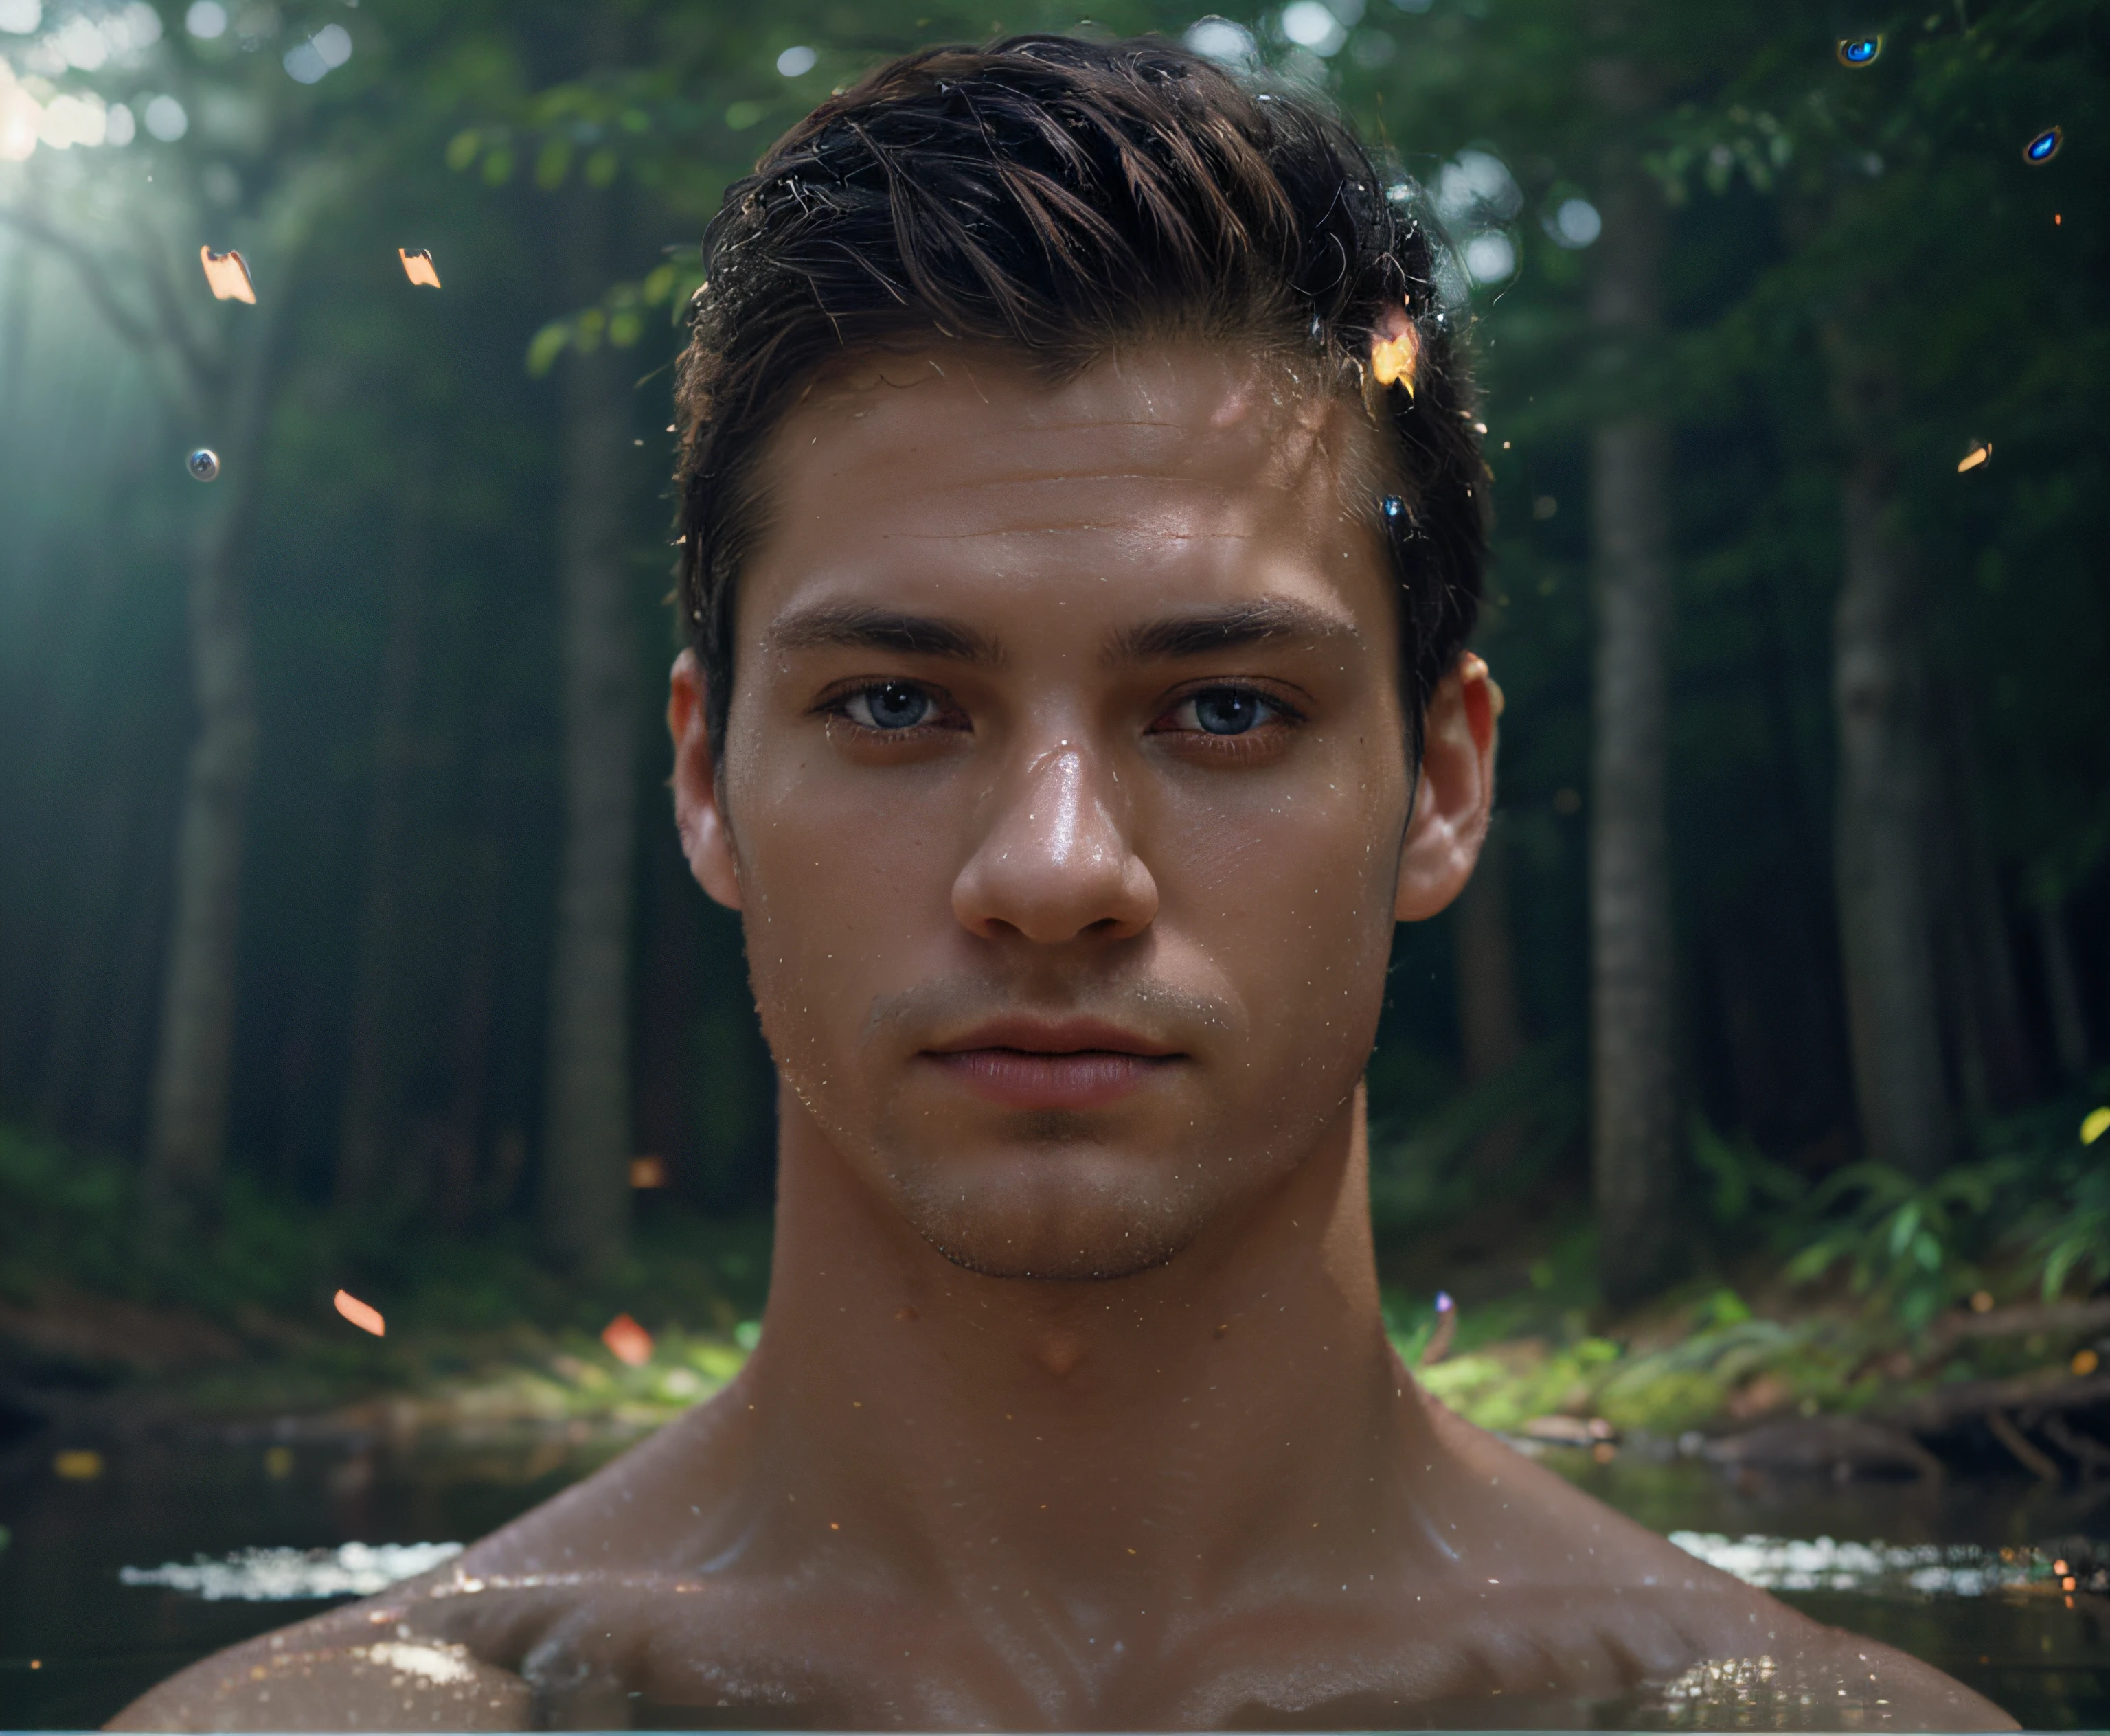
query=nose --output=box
[951,743,1159,944]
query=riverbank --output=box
[5,1258,2105,1493]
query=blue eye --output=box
[844,682,934,730]
[1186,688,1272,735]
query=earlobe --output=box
[1392,654,1499,922]
[668,650,745,912]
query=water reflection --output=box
[5,1425,2103,1727]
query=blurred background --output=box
[0,0,2107,1724]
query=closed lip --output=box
[921,1016,1184,1059]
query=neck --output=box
[725,1082,1436,1613]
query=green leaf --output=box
[535,137,574,191]
[525,319,571,378]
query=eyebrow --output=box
[764,596,1358,669]
[1108,599,1360,663]
[767,603,1002,665]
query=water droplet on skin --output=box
[188,447,220,481]
[2024,126,2063,164]
[1836,36,1881,66]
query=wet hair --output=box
[674,34,1484,767]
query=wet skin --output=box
[114,347,2012,1731]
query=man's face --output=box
[687,345,1426,1280]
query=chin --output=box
[889,1145,1214,1281]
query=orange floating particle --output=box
[602,1312,653,1367]
[1969,1289,1995,1313]
[398,247,442,288]
[54,1448,104,1481]
[2075,1348,2101,1377]
[628,1154,667,1189]
[333,1288,385,1336]
[1956,442,1991,473]
[1370,318,1420,396]
[199,246,256,303]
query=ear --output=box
[1394,653,1500,922]
[668,650,744,911]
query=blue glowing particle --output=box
[2024,126,2063,164]
[1836,36,1881,66]
[187,448,220,482]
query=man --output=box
[117,36,2008,1732]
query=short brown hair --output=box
[674,34,1485,766]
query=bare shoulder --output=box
[106,1408,734,1732]
[104,1597,529,1733]
[1421,1400,2017,1730]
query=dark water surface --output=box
[1,1428,2104,1728]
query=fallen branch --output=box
[1985,1407,2063,1483]
[1925,1296,2110,1352]
[1885,1368,2110,1433]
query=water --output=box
[1,1426,2104,1728]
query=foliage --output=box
[1689,1118,1807,1228]
[1780,1160,2014,1332]
[0,1121,770,1335]
[1368,1042,1584,1235]
[1985,1087,2110,1301]
[1778,1080,2110,1325]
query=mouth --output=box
[920,1017,1185,1111]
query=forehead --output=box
[737,344,1392,642]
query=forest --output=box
[1,0,2107,1465]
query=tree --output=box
[1824,347,1951,1178]
[1,139,332,1248]
[538,179,641,1272]
[1585,58,1679,1302]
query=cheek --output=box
[727,747,950,1068]
[1154,744,1407,1051]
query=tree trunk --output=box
[1454,821,1529,1175]
[1587,146,1679,1305]
[539,187,637,1273]
[2036,899,2091,1080]
[1457,821,1526,1084]
[1933,681,2032,1111]
[335,488,431,1210]
[140,403,266,1247]
[438,759,507,1231]
[1830,446,1951,1178]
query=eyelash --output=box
[815,679,964,736]
[1148,685,1306,764]
[813,680,1308,746]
